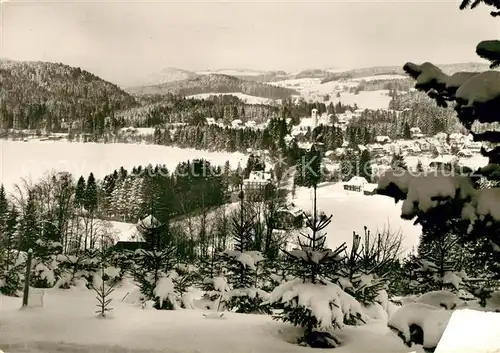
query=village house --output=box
[449,133,466,149]
[242,170,273,200]
[464,141,482,154]
[275,204,304,230]
[231,119,243,128]
[410,127,425,139]
[367,143,385,156]
[343,176,369,192]
[245,120,257,128]
[429,155,458,170]
[205,117,216,125]
[375,135,391,144]
[434,132,448,143]
[415,139,431,152]
[363,182,379,195]
[457,149,473,157]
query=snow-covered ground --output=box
[111,182,421,253]
[0,279,422,353]
[0,140,248,193]
[267,78,394,110]
[187,92,277,105]
[292,183,421,253]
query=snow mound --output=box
[388,302,453,349]
[415,291,463,310]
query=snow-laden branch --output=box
[375,169,500,226]
[402,61,500,131]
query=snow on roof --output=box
[435,309,500,353]
[277,205,303,217]
[137,214,160,230]
[246,170,272,181]
[346,176,368,186]
[298,142,313,150]
[375,136,391,142]
[325,150,334,157]
[429,155,458,165]
[449,133,463,139]
[363,183,378,192]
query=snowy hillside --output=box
[0,140,247,192]
[268,78,394,110]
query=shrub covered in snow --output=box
[29,240,62,288]
[132,247,177,310]
[219,249,271,314]
[0,251,26,296]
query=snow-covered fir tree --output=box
[131,215,178,310]
[337,229,390,307]
[219,188,271,314]
[265,146,365,348]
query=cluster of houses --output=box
[362,129,482,159]
[204,117,267,130]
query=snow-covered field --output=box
[0,140,247,192]
[292,183,421,253]
[267,78,394,110]
[187,92,277,105]
[0,279,422,353]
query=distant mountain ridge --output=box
[320,62,490,83]
[138,62,490,87]
[126,73,298,101]
[134,67,200,86]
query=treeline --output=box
[100,160,234,223]
[126,74,298,101]
[0,157,241,255]
[0,60,137,131]
[348,78,414,94]
[116,94,280,126]
[321,67,404,84]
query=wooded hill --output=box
[126,74,298,100]
[0,59,138,131]
[116,94,280,126]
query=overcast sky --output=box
[1,0,497,86]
